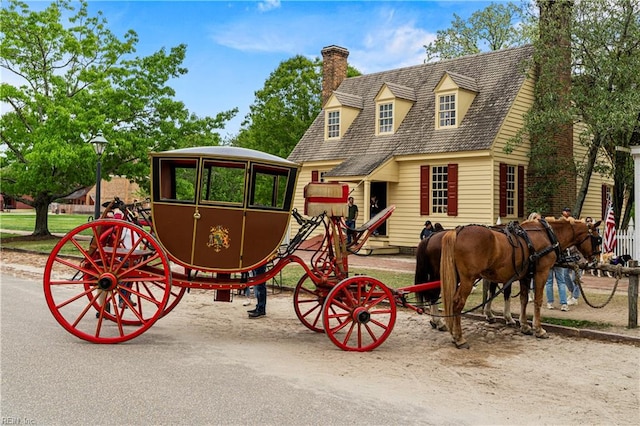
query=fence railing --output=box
[614,226,635,260]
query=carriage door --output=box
[191,159,247,270]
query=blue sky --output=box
[25,0,499,137]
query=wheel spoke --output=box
[44,219,172,343]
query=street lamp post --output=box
[90,132,108,220]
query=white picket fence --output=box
[614,223,635,260]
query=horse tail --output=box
[440,230,458,331]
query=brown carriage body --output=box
[149,146,300,273]
[44,145,403,350]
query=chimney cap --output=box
[321,45,349,56]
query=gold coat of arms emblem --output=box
[207,225,231,252]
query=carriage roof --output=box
[151,146,299,168]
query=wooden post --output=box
[628,260,638,328]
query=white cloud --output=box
[350,9,437,73]
[257,0,281,13]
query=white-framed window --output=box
[438,94,456,127]
[506,164,515,216]
[432,165,448,214]
[327,110,340,138]
[378,103,393,133]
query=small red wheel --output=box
[43,219,172,343]
[322,276,396,352]
[293,274,331,333]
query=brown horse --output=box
[440,218,601,348]
[414,232,447,331]
[416,231,524,330]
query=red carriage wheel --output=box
[322,276,396,352]
[293,274,331,333]
[43,219,172,343]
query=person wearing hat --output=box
[420,221,433,240]
[562,207,573,219]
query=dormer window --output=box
[374,83,416,136]
[327,110,340,138]
[434,71,478,130]
[323,92,363,140]
[378,103,393,134]
[438,94,456,127]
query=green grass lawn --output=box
[0,212,90,234]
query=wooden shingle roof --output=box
[288,45,535,177]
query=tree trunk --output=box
[574,132,602,217]
[33,198,52,236]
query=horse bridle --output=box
[573,224,602,258]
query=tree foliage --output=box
[571,0,640,227]
[234,55,360,158]
[424,2,535,61]
[0,0,236,235]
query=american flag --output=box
[603,203,617,253]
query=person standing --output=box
[546,266,570,311]
[346,196,358,244]
[546,207,573,312]
[370,195,380,236]
[248,264,267,318]
[420,221,433,240]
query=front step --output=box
[362,237,399,255]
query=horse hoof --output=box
[535,331,549,339]
[430,320,447,332]
[505,320,517,328]
[521,327,534,335]
[485,317,496,324]
[455,341,470,349]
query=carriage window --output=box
[250,165,290,210]
[157,158,198,202]
[200,160,246,205]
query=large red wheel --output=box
[293,274,331,333]
[322,276,396,352]
[43,220,172,343]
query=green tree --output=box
[570,0,640,227]
[0,0,236,235]
[424,2,535,61]
[235,55,360,158]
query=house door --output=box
[371,181,388,236]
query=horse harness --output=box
[456,219,568,288]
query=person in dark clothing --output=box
[248,264,268,318]
[420,221,433,240]
[346,196,358,244]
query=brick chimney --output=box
[321,45,349,107]
[529,0,575,215]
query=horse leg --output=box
[451,280,474,349]
[532,273,549,339]
[429,302,447,331]
[483,280,496,323]
[519,282,533,335]
[503,282,517,327]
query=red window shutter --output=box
[311,170,319,183]
[447,163,458,216]
[601,184,609,219]
[518,165,525,218]
[420,165,430,215]
[499,163,507,218]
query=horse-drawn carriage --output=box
[43,146,429,351]
[43,146,603,350]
